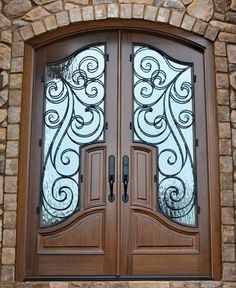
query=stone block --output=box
[66,0,89,4]
[82,6,94,21]
[0,44,11,70]
[93,0,114,3]
[23,6,50,21]
[144,5,158,21]
[50,283,69,288]
[2,247,15,265]
[132,4,144,19]
[226,12,236,24]
[220,172,233,190]
[3,0,32,18]
[219,32,236,43]
[215,0,230,13]
[1,30,12,44]
[45,0,63,13]
[217,105,230,122]
[169,11,184,27]
[220,156,233,172]
[219,139,232,155]
[10,74,22,90]
[204,25,219,41]
[217,89,229,105]
[221,189,233,206]
[8,107,21,123]
[221,207,234,224]
[0,13,11,30]
[69,7,82,22]
[19,25,34,41]
[12,42,24,58]
[187,0,213,21]
[32,20,46,36]
[5,176,17,193]
[4,194,17,211]
[219,123,231,138]
[3,211,17,229]
[95,4,107,20]
[163,0,185,11]
[5,158,18,175]
[230,71,236,89]
[9,90,21,107]
[214,42,227,56]
[216,73,229,88]
[120,4,131,18]
[181,14,196,31]
[222,225,235,243]
[0,109,7,123]
[192,19,208,35]
[213,12,225,21]
[44,15,58,31]
[128,282,169,288]
[3,229,16,247]
[227,44,236,63]
[6,141,19,158]
[169,282,186,288]
[223,263,236,281]
[11,58,23,73]
[0,154,5,174]
[108,3,119,18]
[13,30,22,42]
[222,243,235,261]
[56,11,70,27]
[215,57,228,72]
[210,20,236,33]
[157,7,170,23]
[0,128,6,140]
[7,125,20,140]
[1,265,14,282]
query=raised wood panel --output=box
[132,212,199,254]
[131,254,200,275]
[84,147,106,208]
[131,146,155,209]
[37,211,104,254]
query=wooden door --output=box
[120,32,210,276]
[26,30,211,278]
[27,32,119,276]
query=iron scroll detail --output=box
[133,45,196,226]
[41,45,106,227]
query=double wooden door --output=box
[27,31,210,278]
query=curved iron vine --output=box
[41,45,106,227]
[133,45,196,226]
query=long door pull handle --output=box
[122,155,129,203]
[108,155,115,202]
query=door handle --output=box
[122,155,129,203]
[108,155,115,202]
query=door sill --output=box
[25,275,212,281]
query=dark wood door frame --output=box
[16,19,221,281]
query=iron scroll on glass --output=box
[133,44,196,226]
[41,45,106,227]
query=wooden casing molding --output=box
[16,19,221,281]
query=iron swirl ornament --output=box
[133,45,196,226]
[41,45,105,226]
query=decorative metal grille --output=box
[133,44,196,226]
[41,45,106,227]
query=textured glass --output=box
[133,45,196,226]
[41,45,105,227]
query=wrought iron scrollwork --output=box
[41,45,106,227]
[133,45,196,226]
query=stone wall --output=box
[0,0,236,287]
